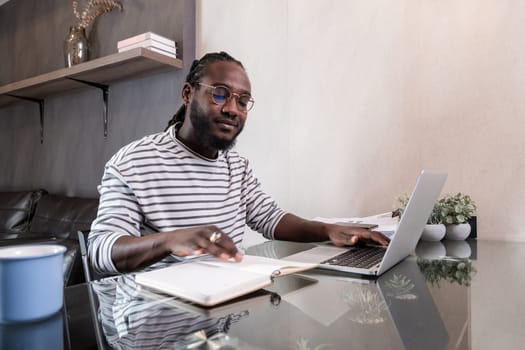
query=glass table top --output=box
[6,239,522,350]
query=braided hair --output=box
[165,51,245,131]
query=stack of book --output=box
[117,32,177,58]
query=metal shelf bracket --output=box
[67,77,110,137]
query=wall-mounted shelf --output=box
[0,48,183,142]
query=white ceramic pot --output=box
[421,224,446,241]
[445,223,471,240]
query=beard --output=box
[189,100,243,152]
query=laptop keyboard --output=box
[321,246,386,269]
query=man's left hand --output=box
[325,224,390,247]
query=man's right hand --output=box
[111,225,242,273]
[166,225,243,262]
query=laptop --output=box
[282,170,447,276]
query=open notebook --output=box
[135,255,318,306]
[137,274,318,318]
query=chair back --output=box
[77,230,92,282]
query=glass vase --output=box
[64,25,89,67]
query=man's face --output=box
[187,61,251,152]
[189,95,244,151]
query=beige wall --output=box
[197,0,525,243]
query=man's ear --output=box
[182,83,193,105]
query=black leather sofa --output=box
[0,189,98,286]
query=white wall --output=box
[197,0,525,243]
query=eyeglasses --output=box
[198,83,254,112]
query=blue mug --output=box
[0,244,66,323]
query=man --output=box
[88,52,389,275]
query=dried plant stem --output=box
[72,0,123,29]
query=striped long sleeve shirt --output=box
[88,126,286,274]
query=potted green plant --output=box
[396,194,446,242]
[438,193,477,240]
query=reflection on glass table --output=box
[84,238,475,349]
[247,240,466,350]
[91,274,246,349]
[338,258,449,350]
[90,273,317,349]
[64,240,525,349]
[0,310,64,350]
[417,258,476,287]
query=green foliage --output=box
[396,192,476,225]
[427,201,444,224]
[438,193,477,224]
[396,193,409,213]
[417,258,476,287]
